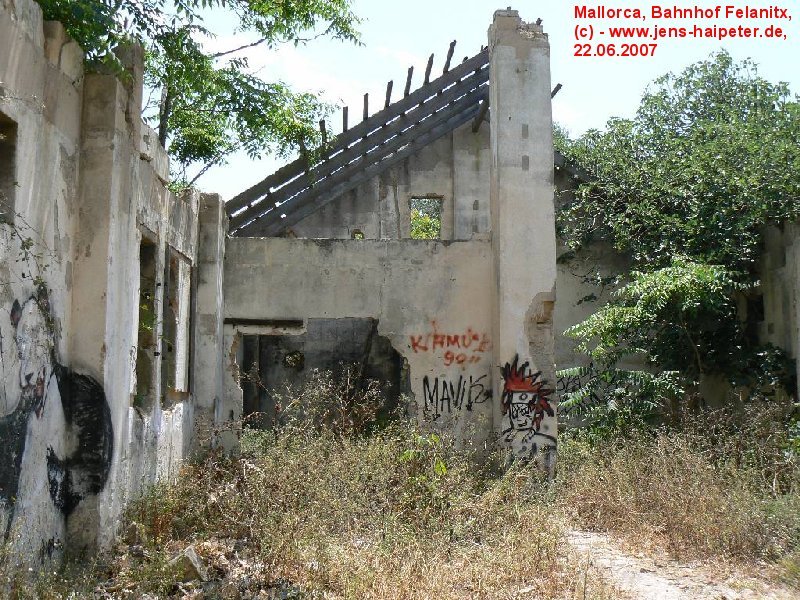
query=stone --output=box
[169,545,209,582]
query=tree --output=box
[36,0,360,185]
[410,198,443,240]
[557,52,800,417]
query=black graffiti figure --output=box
[47,364,113,516]
[500,355,556,447]
[0,363,44,539]
[0,291,113,541]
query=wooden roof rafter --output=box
[227,44,490,237]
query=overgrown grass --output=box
[15,422,621,599]
[9,372,798,597]
[119,424,611,598]
[555,402,800,569]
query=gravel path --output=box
[567,530,799,600]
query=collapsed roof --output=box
[225,43,583,237]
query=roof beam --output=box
[230,71,489,228]
[232,86,487,232]
[238,102,483,237]
[225,49,489,217]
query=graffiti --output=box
[422,373,491,421]
[556,368,594,416]
[500,355,556,451]
[409,322,491,368]
[0,290,113,543]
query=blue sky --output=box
[195,1,800,199]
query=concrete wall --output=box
[0,0,203,564]
[223,11,559,464]
[0,0,85,563]
[759,222,800,398]
[224,238,495,446]
[292,121,492,241]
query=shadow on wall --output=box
[0,287,113,560]
[239,318,409,429]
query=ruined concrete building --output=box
[220,9,562,463]
[1,0,799,566]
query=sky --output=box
[195,0,800,200]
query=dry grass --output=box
[555,405,800,565]
[118,426,610,598]
[10,376,797,597]
[13,423,624,599]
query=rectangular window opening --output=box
[162,247,192,407]
[134,235,158,411]
[0,111,18,225]
[409,196,443,240]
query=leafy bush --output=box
[557,51,800,416]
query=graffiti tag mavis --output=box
[422,373,491,421]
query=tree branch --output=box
[211,37,268,58]
[158,84,172,148]
[210,29,329,59]
[188,154,226,186]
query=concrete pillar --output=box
[191,193,227,451]
[488,10,557,469]
[70,50,144,548]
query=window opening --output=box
[134,236,158,411]
[162,248,192,406]
[0,112,18,225]
[409,197,442,239]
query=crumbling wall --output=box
[290,110,491,241]
[238,318,407,428]
[0,0,201,564]
[223,238,495,447]
[759,222,800,399]
[0,0,92,562]
[224,11,559,464]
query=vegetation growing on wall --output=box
[35,0,360,185]
[556,51,800,419]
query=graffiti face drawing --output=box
[0,296,55,541]
[0,290,113,558]
[13,296,54,418]
[500,355,556,452]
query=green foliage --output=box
[409,210,441,239]
[558,52,800,417]
[558,363,682,426]
[560,51,800,273]
[567,258,744,374]
[409,198,442,239]
[36,0,360,182]
[145,27,329,175]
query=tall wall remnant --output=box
[0,0,213,565]
[220,9,559,466]
[488,11,557,466]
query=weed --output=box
[556,415,800,565]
